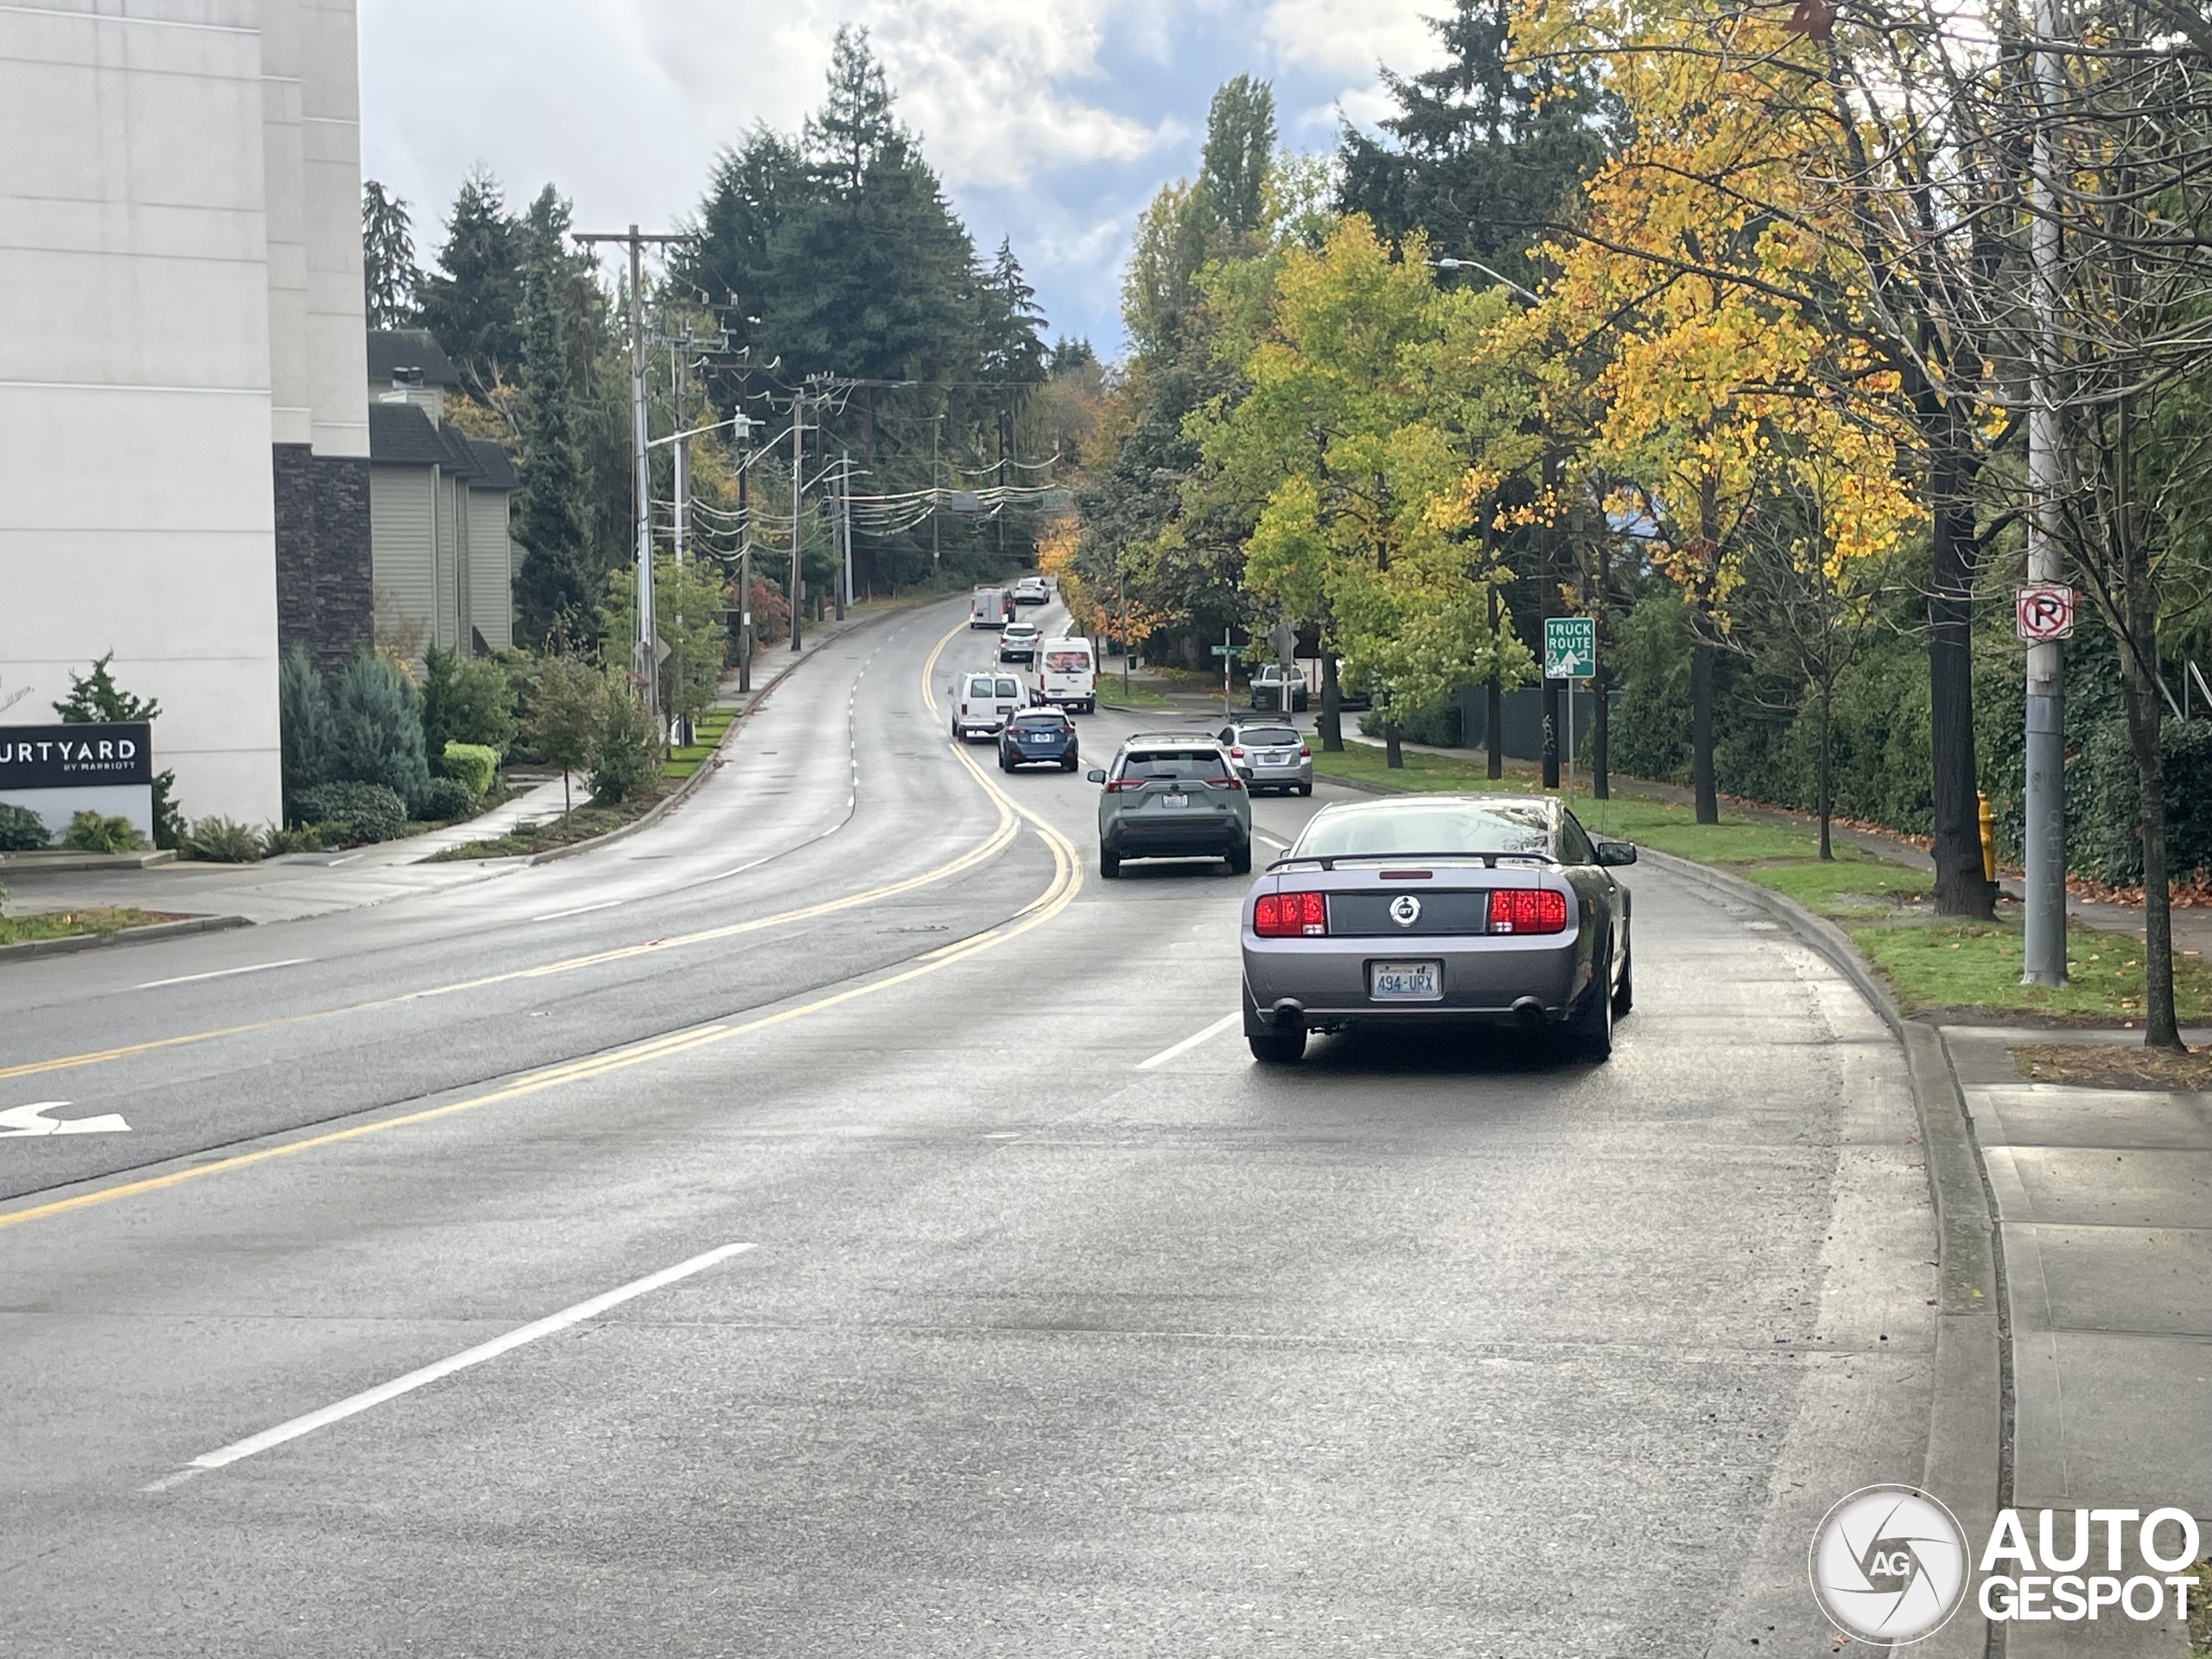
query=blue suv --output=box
[998,708,1080,772]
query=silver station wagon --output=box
[1239,794,1636,1064]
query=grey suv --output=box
[1217,721,1313,795]
[1088,734,1253,880]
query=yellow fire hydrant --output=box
[1977,791,1997,882]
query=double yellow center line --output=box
[0,618,1083,1233]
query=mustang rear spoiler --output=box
[1263,850,1560,872]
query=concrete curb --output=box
[0,849,178,874]
[0,912,252,964]
[1638,849,2005,1658]
[527,599,931,868]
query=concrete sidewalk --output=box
[1939,1024,2210,1655]
[0,601,918,930]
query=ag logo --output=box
[1389,894,1421,927]
[1808,1486,1967,1643]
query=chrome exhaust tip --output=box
[1510,996,1548,1030]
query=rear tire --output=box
[1226,842,1252,875]
[1298,781,1313,797]
[1063,755,1079,772]
[1099,848,1120,880]
[1612,944,1634,1018]
[1572,945,1616,1062]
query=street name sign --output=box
[1211,644,1237,657]
[1544,617,1597,680]
[2016,584,2075,642]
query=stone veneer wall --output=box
[274,443,372,672]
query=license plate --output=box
[1159,793,1188,809]
[1264,752,1290,764]
[1370,961,1441,1001]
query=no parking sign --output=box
[2016,584,2075,642]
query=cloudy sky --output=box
[359,0,1447,357]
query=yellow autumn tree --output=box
[1516,0,1917,819]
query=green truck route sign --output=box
[1544,616,1596,680]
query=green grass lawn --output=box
[1096,677,1173,709]
[1311,740,2209,1023]
[426,795,664,861]
[0,906,167,944]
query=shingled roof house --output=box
[366,330,520,656]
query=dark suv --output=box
[1087,734,1252,879]
[999,709,1079,772]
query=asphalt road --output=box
[0,597,1938,1655]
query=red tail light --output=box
[1106,777,1146,791]
[1299,744,1311,758]
[1254,891,1327,938]
[1220,777,1245,791]
[1488,888,1568,934]
[1229,746,1245,759]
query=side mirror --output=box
[1087,769,1108,785]
[1593,839,1638,867]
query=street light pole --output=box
[790,387,804,652]
[571,224,695,716]
[736,417,753,693]
[2023,0,2068,984]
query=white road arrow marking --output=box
[0,1101,131,1136]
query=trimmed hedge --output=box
[292,781,408,843]
[421,776,477,822]
[440,741,499,801]
[62,810,148,855]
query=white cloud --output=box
[1260,0,1441,78]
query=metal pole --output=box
[627,227,656,716]
[789,390,804,652]
[1565,683,1575,812]
[736,434,752,693]
[669,341,687,742]
[1223,627,1231,723]
[840,448,853,618]
[2023,0,2067,985]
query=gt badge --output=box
[1389,894,1421,927]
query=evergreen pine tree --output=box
[1336,0,1614,279]
[982,238,1047,387]
[361,181,418,327]
[512,189,594,645]
[416,167,524,393]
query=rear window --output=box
[995,677,1020,697]
[1296,803,1552,858]
[1242,726,1299,747]
[1044,649,1090,672]
[1010,713,1067,730]
[966,677,995,696]
[1119,747,1231,783]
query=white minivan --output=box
[1030,639,1096,714]
[951,671,1025,740]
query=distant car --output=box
[1217,721,1313,795]
[951,671,1025,740]
[1239,793,1636,1065]
[999,621,1042,663]
[1014,576,1049,605]
[999,708,1079,772]
[1088,733,1252,880]
[1249,664,1309,712]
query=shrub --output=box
[588,678,662,804]
[61,810,149,855]
[421,776,477,822]
[54,651,183,849]
[278,646,333,810]
[262,821,340,856]
[439,741,499,802]
[422,646,518,757]
[0,803,49,851]
[327,651,432,812]
[1357,696,1459,747]
[291,781,408,843]
[2073,716,2212,887]
[185,817,263,863]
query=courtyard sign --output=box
[0,722,154,789]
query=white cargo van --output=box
[1031,639,1096,714]
[950,671,1025,739]
[969,588,1011,628]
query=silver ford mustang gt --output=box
[1239,794,1637,1064]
